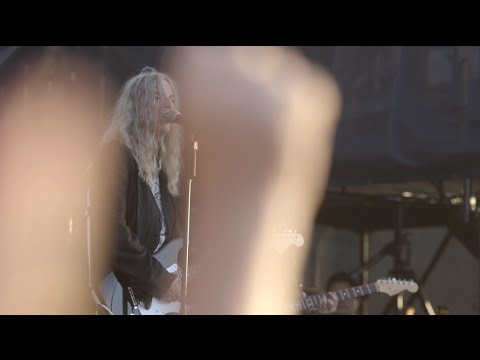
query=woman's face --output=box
[153,79,176,134]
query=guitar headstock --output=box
[376,278,419,296]
[272,229,305,253]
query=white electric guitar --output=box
[268,230,419,313]
[293,278,419,313]
[99,230,303,315]
[99,237,198,315]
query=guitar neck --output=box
[292,283,379,313]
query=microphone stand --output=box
[180,129,198,315]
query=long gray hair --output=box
[103,67,183,196]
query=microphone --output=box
[166,109,182,124]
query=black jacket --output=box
[90,140,183,303]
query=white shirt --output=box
[148,176,168,253]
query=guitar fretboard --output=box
[291,283,379,313]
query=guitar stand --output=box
[381,227,453,315]
[350,200,452,315]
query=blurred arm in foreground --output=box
[170,46,341,314]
